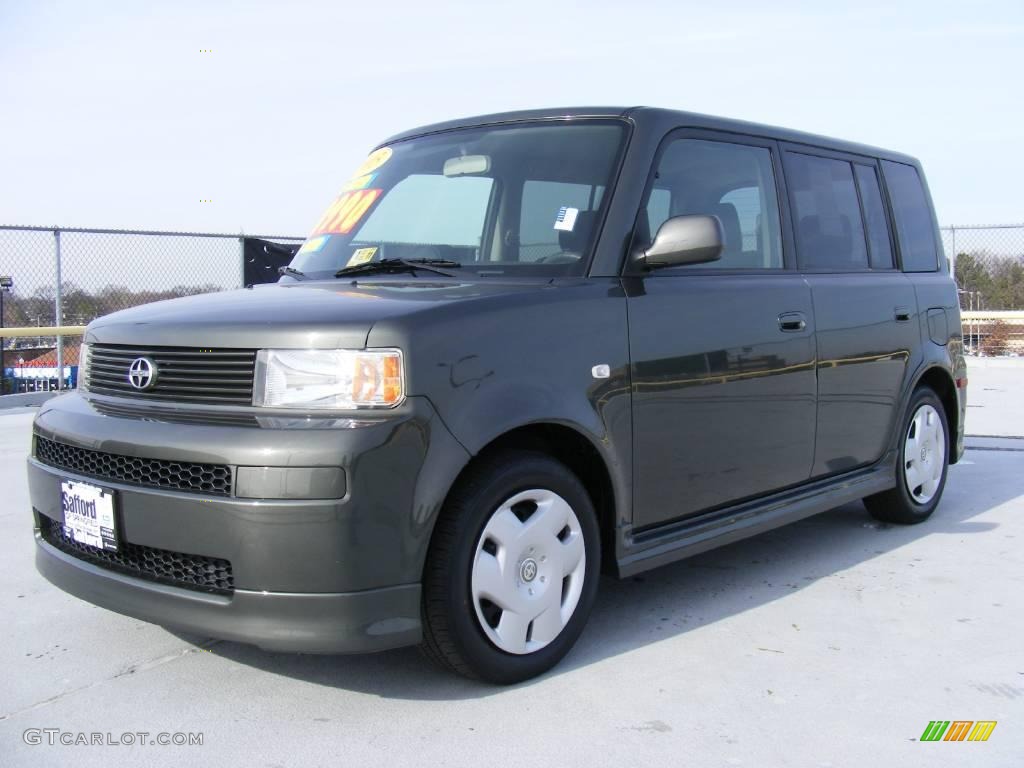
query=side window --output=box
[854,164,894,269]
[882,160,938,272]
[642,139,783,269]
[719,187,763,253]
[646,187,672,237]
[786,152,868,270]
[519,181,603,262]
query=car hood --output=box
[85,278,555,349]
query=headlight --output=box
[253,349,404,409]
[78,343,91,391]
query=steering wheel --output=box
[535,252,582,264]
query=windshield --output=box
[289,121,626,278]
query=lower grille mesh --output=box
[35,436,232,496]
[41,516,234,595]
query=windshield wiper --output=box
[278,266,308,280]
[335,258,461,278]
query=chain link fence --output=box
[1,222,1022,393]
[0,226,302,394]
[940,224,1024,312]
[940,224,1024,355]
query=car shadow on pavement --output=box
[177,452,1022,699]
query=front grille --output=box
[90,399,260,428]
[41,516,234,595]
[35,437,232,496]
[86,344,256,405]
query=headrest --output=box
[558,210,599,253]
[712,203,743,255]
[799,214,854,265]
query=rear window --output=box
[882,160,938,272]
[786,152,868,271]
[854,164,894,270]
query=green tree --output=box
[954,251,992,303]
[988,259,1024,310]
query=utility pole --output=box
[54,229,64,390]
[0,276,12,395]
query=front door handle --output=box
[778,312,807,332]
[895,306,912,322]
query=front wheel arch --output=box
[420,449,602,682]
[430,422,619,579]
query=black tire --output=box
[864,386,949,524]
[421,450,601,684]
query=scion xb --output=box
[28,107,966,683]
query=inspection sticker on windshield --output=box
[554,206,579,232]
[61,480,118,552]
[311,189,382,235]
[346,247,377,267]
[297,235,329,254]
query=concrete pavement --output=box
[1,360,1021,767]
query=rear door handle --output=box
[778,312,807,332]
[895,306,912,322]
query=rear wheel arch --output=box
[865,385,950,524]
[912,366,959,464]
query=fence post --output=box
[239,236,246,287]
[54,228,64,389]
[0,288,5,395]
[949,226,957,281]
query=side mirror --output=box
[641,214,724,268]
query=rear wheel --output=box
[421,451,600,683]
[864,387,949,524]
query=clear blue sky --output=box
[1,0,1021,236]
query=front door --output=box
[627,133,817,530]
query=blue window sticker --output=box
[298,234,330,254]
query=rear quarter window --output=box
[881,160,939,272]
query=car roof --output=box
[379,106,919,166]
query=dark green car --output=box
[28,107,966,683]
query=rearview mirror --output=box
[642,214,724,268]
[443,155,491,177]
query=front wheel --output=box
[421,451,601,683]
[864,386,949,524]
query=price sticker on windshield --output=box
[352,147,392,177]
[310,189,382,236]
[343,173,376,191]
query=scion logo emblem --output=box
[128,357,158,390]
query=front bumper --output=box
[35,537,421,653]
[28,391,469,653]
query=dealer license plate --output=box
[60,480,119,552]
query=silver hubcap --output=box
[471,489,586,655]
[903,404,945,504]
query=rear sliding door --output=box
[782,146,918,476]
